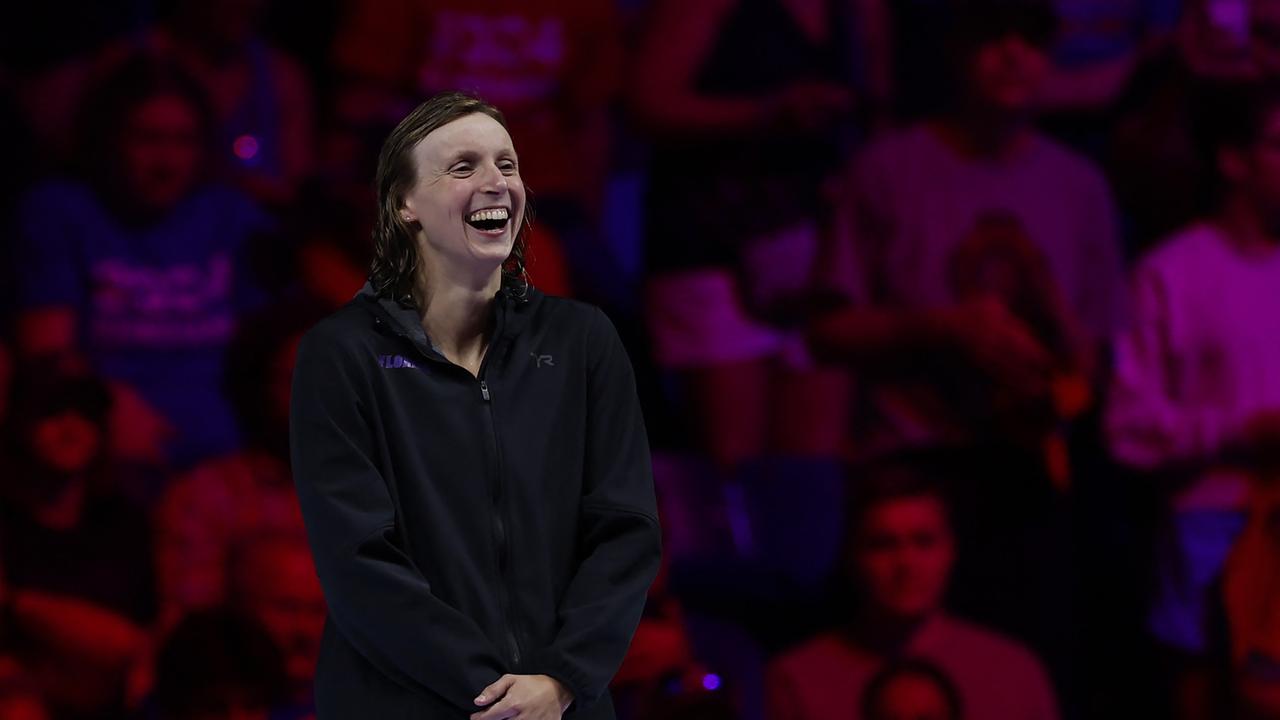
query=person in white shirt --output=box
[1106,79,1280,714]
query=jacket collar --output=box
[356,281,536,362]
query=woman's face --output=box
[401,113,525,285]
[120,93,205,211]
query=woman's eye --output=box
[451,165,474,175]
[499,162,517,175]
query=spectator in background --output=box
[1109,0,1280,255]
[813,0,1123,461]
[1037,0,1183,154]
[23,0,314,207]
[152,608,288,720]
[228,533,324,719]
[861,658,963,720]
[0,365,154,720]
[631,0,884,472]
[153,303,320,629]
[810,8,1121,684]
[13,56,271,474]
[1106,79,1280,720]
[895,0,1182,133]
[332,0,622,304]
[765,456,1058,720]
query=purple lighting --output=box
[702,673,721,691]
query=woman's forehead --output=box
[416,113,515,163]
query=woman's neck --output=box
[416,269,502,376]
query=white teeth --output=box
[468,208,509,223]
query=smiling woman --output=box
[368,93,530,310]
[289,92,661,720]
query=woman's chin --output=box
[465,227,515,258]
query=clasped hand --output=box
[471,673,574,720]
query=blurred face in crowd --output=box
[1183,0,1280,78]
[854,495,955,620]
[865,672,957,720]
[401,113,525,285]
[120,93,205,211]
[234,539,326,692]
[964,33,1050,115]
[30,410,102,475]
[1223,105,1280,219]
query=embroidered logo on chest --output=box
[378,354,417,369]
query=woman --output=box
[289,92,661,719]
[14,54,271,474]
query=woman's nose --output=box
[479,163,508,192]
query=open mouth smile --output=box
[465,207,511,234]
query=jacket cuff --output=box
[529,648,599,713]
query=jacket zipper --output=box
[373,309,525,669]
[478,377,524,669]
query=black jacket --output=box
[289,284,661,719]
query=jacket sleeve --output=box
[527,308,663,710]
[289,328,508,710]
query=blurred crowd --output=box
[3,0,1280,718]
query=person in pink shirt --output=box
[766,455,1058,720]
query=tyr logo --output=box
[530,352,554,368]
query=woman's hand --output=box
[471,674,574,720]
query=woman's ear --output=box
[400,198,417,224]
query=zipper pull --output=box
[480,380,490,402]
